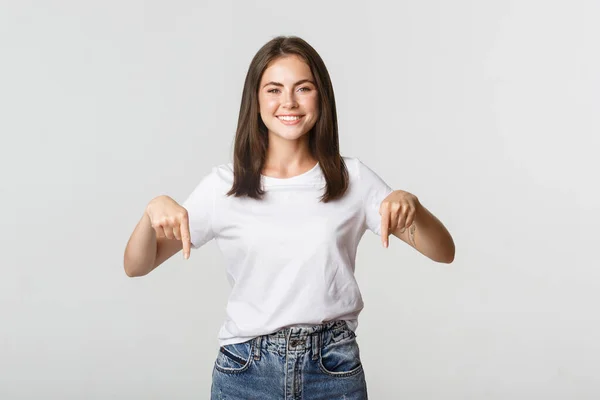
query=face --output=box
[258,55,319,142]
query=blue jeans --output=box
[211,320,368,399]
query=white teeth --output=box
[277,116,301,121]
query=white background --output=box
[1,1,599,398]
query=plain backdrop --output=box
[1,1,599,399]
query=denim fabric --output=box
[211,320,368,400]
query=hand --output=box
[145,195,192,259]
[379,190,420,248]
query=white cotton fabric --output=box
[182,156,393,346]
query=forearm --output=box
[123,212,158,277]
[409,202,455,263]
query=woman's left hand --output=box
[379,190,420,248]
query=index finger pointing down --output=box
[180,216,192,259]
[380,208,390,248]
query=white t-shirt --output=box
[182,156,393,346]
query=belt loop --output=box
[311,332,320,361]
[253,336,262,360]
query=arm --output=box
[358,159,454,263]
[123,203,189,277]
[392,201,455,264]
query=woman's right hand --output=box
[145,195,192,259]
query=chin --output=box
[266,126,312,141]
[271,132,310,141]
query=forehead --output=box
[260,55,313,83]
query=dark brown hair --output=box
[226,35,348,203]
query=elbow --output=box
[440,242,455,264]
[431,253,454,264]
[433,239,455,264]
[124,265,138,277]
[123,255,150,278]
[123,253,136,277]
[124,264,150,278]
[441,252,455,264]
[123,261,138,277]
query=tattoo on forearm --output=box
[409,224,416,247]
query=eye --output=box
[267,88,280,93]
[298,87,311,92]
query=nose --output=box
[282,90,298,108]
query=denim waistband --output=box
[252,320,352,361]
[273,319,345,337]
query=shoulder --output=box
[186,162,233,193]
[213,161,234,185]
[342,156,392,194]
[341,156,361,176]
[342,156,372,180]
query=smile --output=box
[277,115,303,125]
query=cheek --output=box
[260,98,278,114]
[301,95,319,113]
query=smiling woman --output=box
[123,35,454,400]
[259,55,319,148]
[227,36,348,202]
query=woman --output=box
[124,35,455,400]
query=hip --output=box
[211,320,368,400]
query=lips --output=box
[276,115,304,125]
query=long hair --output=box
[226,35,349,203]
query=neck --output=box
[263,133,316,175]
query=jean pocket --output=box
[214,339,254,374]
[319,331,363,377]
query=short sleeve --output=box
[181,168,217,249]
[357,159,394,236]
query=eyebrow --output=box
[262,79,315,89]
